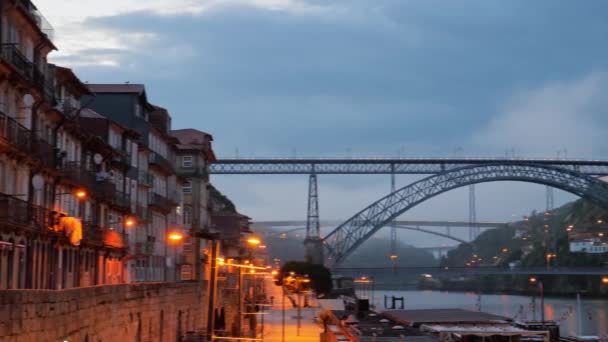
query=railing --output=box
[0,110,31,150]
[138,170,153,187]
[149,192,173,212]
[0,193,53,233]
[1,44,33,80]
[60,162,116,201]
[30,137,56,168]
[136,205,152,222]
[82,221,104,245]
[0,111,56,168]
[1,44,55,102]
[149,151,174,173]
[113,191,130,210]
[111,150,131,167]
[134,241,155,255]
[16,0,55,40]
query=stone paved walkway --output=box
[261,278,322,342]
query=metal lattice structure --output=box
[210,158,608,175]
[395,225,468,244]
[306,174,320,238]
[323,163,608,267]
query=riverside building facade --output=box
[0,0,211,289]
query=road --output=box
[262,278,322,342]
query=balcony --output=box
[0,44,55,103]
[1,44,33,81]
[0,111,56,168]
[138,170,153,187]
[110,150,131,168]
[134,241,155,256]
[112,191,131,211]
[0,110,31,151]
[136,205,152,222]
[82,222,104,246]
[0,193,53,233]
[149,151,174,174]
[60,162,116,201]
[149,192,173,213]
[15,0,55,40]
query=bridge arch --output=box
[322,163,608,266]
[272,225,467,244]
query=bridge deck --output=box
[211,158,608,175]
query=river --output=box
[357,289,608,336]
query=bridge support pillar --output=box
[304,237,325,265]
[305,173,323,264]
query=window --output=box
[183,205,192,225]
[182,180,192,194]
[182,156,193,168]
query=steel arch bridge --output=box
[322,163,608,267]
[267,225,468,244]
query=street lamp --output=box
[167,231,184,282]
[602,276,608,285]
[529,277,544,327]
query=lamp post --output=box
[168,231,184,281]
[529,277,544,327]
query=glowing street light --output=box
[247,237,261,246]
[602,276,608,285]
[76,190,87,199]
[168,231,184,242]
[125,217,136,227]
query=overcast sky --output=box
[34,0,608,246]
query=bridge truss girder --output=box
[322,163,608,267]
[210,158,608,175]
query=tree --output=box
[279,261,333,296]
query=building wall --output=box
[0,282,207,342]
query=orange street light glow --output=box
[247,237,261,246]
[529,277,537,283]
[125,218,136,227]
[76,190,87,199]
[168,232,184,241]
[602,276,608,284]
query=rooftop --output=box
[383,309,511,327]
[88,84,146,94]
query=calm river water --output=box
[357,290,608,337]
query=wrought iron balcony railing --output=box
[1,44,33,80]
[113,191,131,210]
[0,110,56,168]
[0,110,30,150]
[1,44,55,103]
[82,221,104,246]
[138,170,153,187]
[136,205,152,222]
[0,193,53,233]
[149,192,173,212]
[149,151,174,173]
[60,161,116,201]
[15,0,55,40]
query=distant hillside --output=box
[263,231,437,267]
[443,199,608,268]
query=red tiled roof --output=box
[172,128,214,143]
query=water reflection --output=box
[362,290,608,336]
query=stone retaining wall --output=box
[0,281,208,342]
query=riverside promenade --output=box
[263,278,323,342]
